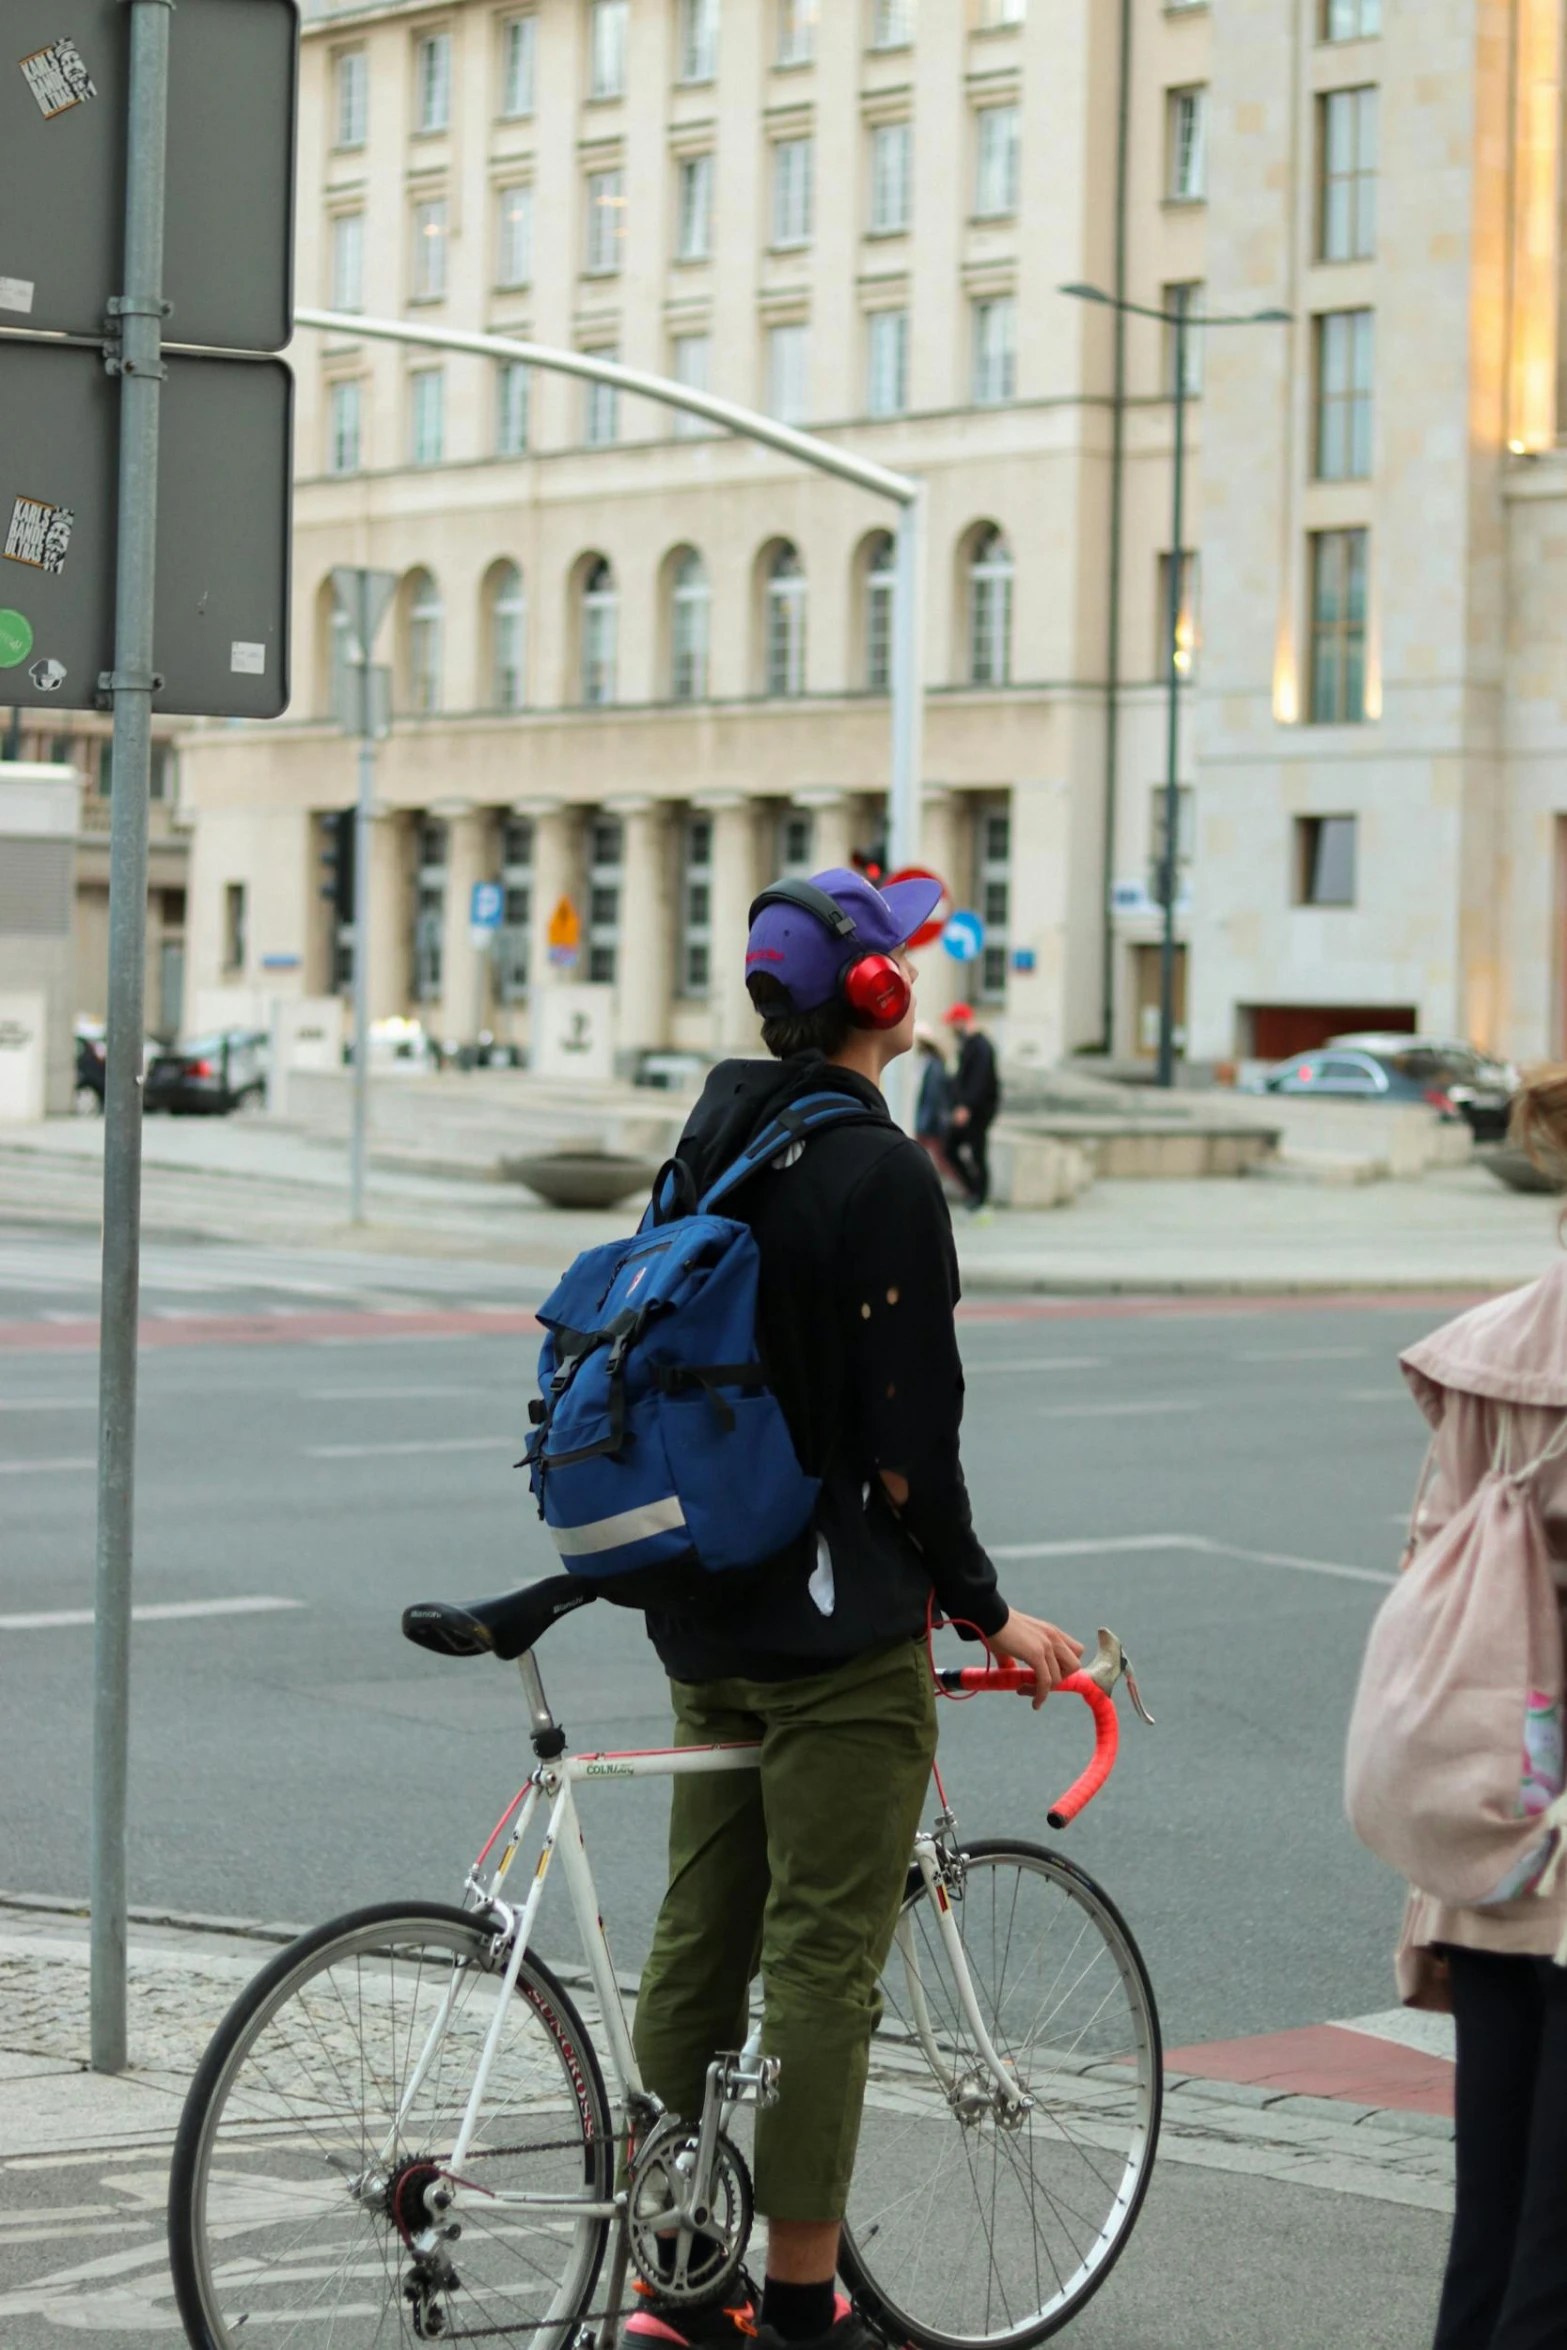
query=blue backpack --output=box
[523,1093,870,1604]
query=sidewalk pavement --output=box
[0,1893,1453,2347]
[3,1114,1562,1293]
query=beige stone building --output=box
[178,0,1220,1071]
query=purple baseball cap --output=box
[745,866,944,1013]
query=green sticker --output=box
[0,608,34,668]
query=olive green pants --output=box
[631,1637,937,2224]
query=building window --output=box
[864,531,895,691]
[871,0,915,47]
[670,550,711,700]
[1308,528,1368,723]
[972,296,1016,404]
[410,367,445,465]
[581,558,618,704]
[1163,281,1204,394]
[677,152,714,261]
[1157,551,1201,677]
[500,14,536,116]
[334,49,367,149]
[407,571,443,711]
[869,121,912,234]
[671,333,713,435]
[968,526,1013,684]
[766,544,807,696]
[585,168,625,274]
[330,210,364,312]
[679,0,719,82]
[1293,814,1358,905]
[496,183,533,288]
[976,805,1010,1002]
[490,563,526,709]
[772,137,814,247]
[498,817,533,1003]
[974,104,1020,218]
[589,0,627,99]
[1149,784,1196,907]
[767,322,810,422]
[223,883,247,974]
[415,31,451,133]
[413,819,447,1002]
[978,0,1025,21]
[1323,0,1379,38]
[866,308,909,416]
[679,815,714,994]
[778,809,815,873]
[411,197,449,301]
[583,350,620,445]
[1314,309,1373,480]
[327,379,362,476]
[497,360,530,454]
[587,815,623,983]
[777,0,816,65]
[1168,86,1207,201]
[1319,86,1378,260]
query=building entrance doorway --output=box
[1133,943,1186,1058]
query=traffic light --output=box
[319,809,356,926]
[851,840,888,887]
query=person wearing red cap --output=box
[943,1002,1000,1218]
[624,868,1080,2350]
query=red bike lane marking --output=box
[1164,2022,1454,2116]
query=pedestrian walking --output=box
[943,1001,1000,1218]
[1345,1067,1567,2350]
[912,1024,955,1179]
[624,865,1081,2350]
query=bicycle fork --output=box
[901,1832,1032,2125]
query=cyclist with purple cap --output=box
[625,867,1081,2350]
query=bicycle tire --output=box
[168,1899,613,2350]
[839,1840,1162,2350]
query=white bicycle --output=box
[168,1576,1161,2350]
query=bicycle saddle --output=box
[402,1574,597,1662]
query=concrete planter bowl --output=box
[503,1151,657,1210]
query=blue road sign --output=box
[942,910,985,963]
[470,880,504,931]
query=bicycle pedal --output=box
[716,2052,781,2108]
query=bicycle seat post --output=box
[519,1652,567,1761]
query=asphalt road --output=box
[0,1221,1450,2050]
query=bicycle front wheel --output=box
[840,1841,1161,2350]
[168,1900,613,2350]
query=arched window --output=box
[765,542,806,697]
[489,563,526,709]
[864,531,896,692]
[406,569,443,713]
[581,556,618,706]
[670,549,710,701]
[967,526,1013,686]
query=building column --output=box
[608,795,673,1059]
[366,811,407,1023]
[523,800,576,1022]
[703,795,761,1054]
[791,786,851,875]
[436,804,486,1045]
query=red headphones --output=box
[747,878,913,1032]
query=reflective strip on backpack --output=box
[549,1495,688,1557]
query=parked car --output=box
[1246,1040,1515,1141]
[143,1030,269,1115]
[73,1024,106,1115]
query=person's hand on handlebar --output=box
[988,1611,1085,1711]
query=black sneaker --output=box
[751,2297,887,2350]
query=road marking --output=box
[1342,1388,1409,1404]
[992,1531,1396,1587]
[0,1398,93,1411]
[1035,1398,1200,1420]
[0,1456,93,1475]
[303,1383,494,1402]
[0,1597,304,1630]
[305,1435,508,1458]
[963,1356,1103,1375]
[1238,1346,1370,1362]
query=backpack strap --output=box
[697,1093,881,1215]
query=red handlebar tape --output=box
[937,1666,1120,1827]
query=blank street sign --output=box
[0,0,297,350]
[0,335,292,717]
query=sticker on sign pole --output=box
[0,609,33,668]
[941,910,986,963]
[18,38,97,119]
[4,496,74,574]
[29,655,66,692]
[0,277,35,316]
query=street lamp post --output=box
[1061,283,1290,1086]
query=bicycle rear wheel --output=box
[840,1840,1161,2350]
[168,1900,612,2350]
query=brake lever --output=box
[1083,1627,1156,1726]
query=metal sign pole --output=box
[90,0,171,2075]
[1157,286,1189,1091]
[349,578,373,1226]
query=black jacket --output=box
[644,1053,1008,1682]
[954,1030,1000,1121]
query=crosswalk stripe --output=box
[0,1596,305,1630]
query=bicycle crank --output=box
[625,2113,754,2309]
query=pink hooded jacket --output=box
[1395,1263,1567,2006]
